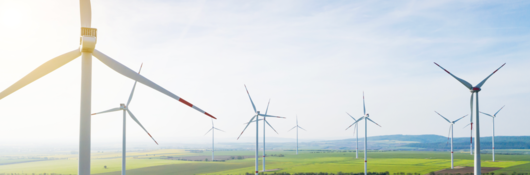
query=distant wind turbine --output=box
[348,92,381,175]
[237,85,285,175]
[0,1,217,174]
[245,99,280,172]
[345,113,360,159]
[434,62,505,175]
[204,119,225,161]
[288,116,306,155]
[480,105,505,162]
[435,111,467,169]
[91,64,159,175]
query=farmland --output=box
[0,149,529,174]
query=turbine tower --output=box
[245,99,280,172]
[435,111,467,169]
[345,113,360,159]
[288,116,306,155]
[480,105,505,162]
[0,1,216,174]
[348,92,381,175]
[237,85,285,175]
[204,119,225,161]
[434,62,505,175]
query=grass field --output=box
[0,149,529,174]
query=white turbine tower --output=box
[345,113,360,159]
[237,85,285,175]
[288,116,306,155]
[348,92,381,175]
[91,64,160,175]
[434,62,505,175]
[480,105,505,162]
[435,111,467,169]
[0,1,217,174]
[204,119,225,161]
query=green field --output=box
[0,149,529,174]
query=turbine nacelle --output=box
[471,87,481,92]
[120,103,126,110]
[80,27,97,52]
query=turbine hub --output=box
[471,87,481,92]
[120,103,126,109]
[80,27,97,52]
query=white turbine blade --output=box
[346,117,364,130]
[352,123,358,135]
[494,105,505,116]
[91,107,122,115]
[243,85,257,113]
[214,128,225,132]
[462,123,471,129]
[204,128,213,136]
[445,125,451,147]
[244,119,263,124]
[126,63,143,106]
[288,126,297,132]
[479,112,494,118]
[265,99,270,116]
[346,112,357,121]
[237,115,256,140]
[363,92,366,115]
[80,0,92,27]
[0,49,81,100]
[92,50,216,119]
[264,120,278,134]
[259,114,286,119]
[453,114,468,123]
[126,109,158,145]
[366,118,381,127]
[434,111,451,123]
[298,126,307,131]
[475,63,506,88]
[434,62,473,90]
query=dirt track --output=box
[164,155,254,161]
[434,167,502,174]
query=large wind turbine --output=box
[91,64,159,175]
[288,116,306,155]
[434,62,505,175]
[237,85,285,175]
[0,1,216,174]
[348,92,381,175]
[245,100,280,172]
[480,105,505,162]
[204,119,225,161]
[435,111,467,169]
[345,113,360,159]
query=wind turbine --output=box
[434,62,505,175]
[288,116,306,155]
[237,85,285,175]
[348,92,381,175]
[345,112,360,159]
[244,99,280,172]
[435,111,467,169]
[91,64,159,175]
[480,105,505,162]
[204,119,225,161]
[0,1,216,174]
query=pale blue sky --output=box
[0,0,528,147]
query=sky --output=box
[0,0,529,148]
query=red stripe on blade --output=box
[205,112,216,119]
[179,98,193,107]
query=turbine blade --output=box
[346,112,357,121]
[0,49,81,100]
[258,114,285,118]
[366,118,381,127]
[126,108,158,145]
[479,112,494,118]
[346,117,364,130]
[237,115,256,140]
[243,85,257,113]
[363,92,366,115]
[214,128,225,132]
[126,63,143,106]
[445,125,451,147]
[288,126,297,132]
[298,126,307,131]
[93,50,216,119]
[264,120,278,134]
[204,128,213,136]
[453,114,468,123]
[433,62,473,90]
[462,123,471,129]
[434,111,451,123]
[475,63,506,88]
[91,107,122,115]
[265,99,270,116]
[80,0,92,27]
[494,105,505,116]
[244,119,263,124]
